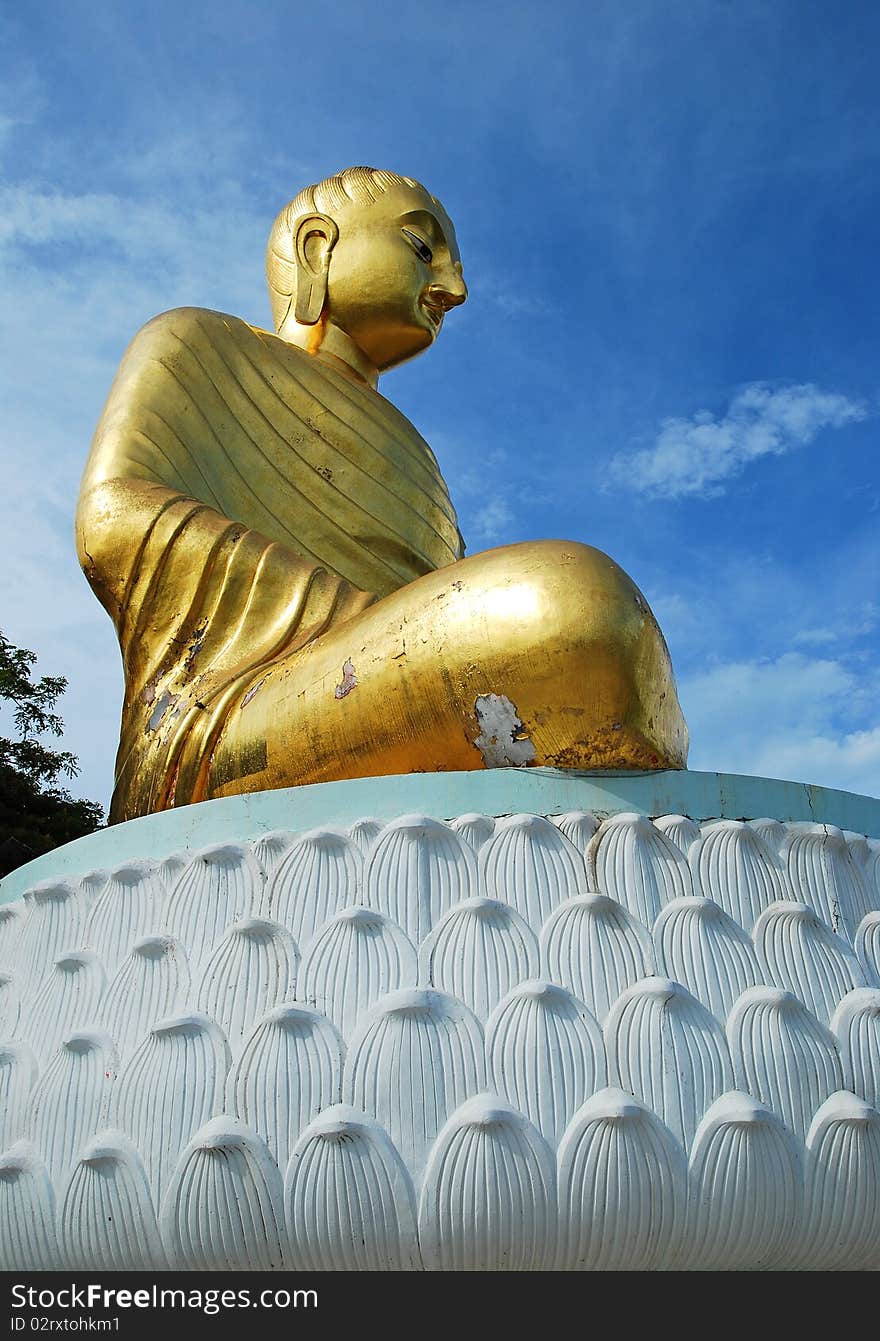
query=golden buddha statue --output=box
[76,167,688,824]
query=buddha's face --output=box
[325,186,467,371]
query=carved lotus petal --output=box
[590,813,692,927]
[28,1030,118,1183]
[17,880,84,1000]
[557,1088,687,1270]
[59,1131,166,1270]
[483,814,588,930]
[449,812,495,852]
[0,1043,39,1151]
[691,821,785,934]
[551,811,600,854]
[830,988,880,1110]
[418,1096,556,1270]
[162,1118,285,1271]
[854,911,880,986]
[298,907,417,1040]
[343,988,485,1179]
[782,823,873,941]
[365,815,476,944]
[0,1142,58,1270]
[754,900,867,1024]
[285,1106,419,1270]
[684,1092,803,1269]
[83,862,165,977]
[419,897,538,1020]
[653,813,701,858]
[727,987,844,1139]
[197,918,298,1058]
[250,829,295,876]
[799,1091,880,1269]
[262,828,361,950]
[99,935,190,1062]
[486,980,605,1147]
[21,950,106,1065]
[164,843,262,974]
[604,977,734,1149]
[540,893,653,1023]
[0,902,25,972]
[347,818,384,855]
[227,1003,345,1172]
[112,1013,230,1204]
[653,896,760,1022]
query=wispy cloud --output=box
[432,443,522,548]
[793,604,878,648]
[468,498,515,545]
[475,274,554,320]
[682,651,880,797]
[609,383,868,500]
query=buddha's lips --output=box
[420,297,445,330]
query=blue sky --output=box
[2,0,879,810]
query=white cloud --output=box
[468,498,515,545]
[0,186,123,246]
[682,651,880,798]
[777,603,877,652]
[750,727,880,797]
[432,442,519,548]
[609,382,868,500]
[791,627,843,647]
[476,274,554,319]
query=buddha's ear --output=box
[293,213,339,325]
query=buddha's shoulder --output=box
[123,307,266,354]
[120,306,282,367]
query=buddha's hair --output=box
[266,167,439,331]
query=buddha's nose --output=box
[434,262,467,310]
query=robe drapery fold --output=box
[76,307,464,822]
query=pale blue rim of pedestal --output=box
[2,767,879,905]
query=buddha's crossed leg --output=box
[205,539,688,799]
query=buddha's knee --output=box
[468,541,686,768]
[470,539,663,662]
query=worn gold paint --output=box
[76,167,688,823]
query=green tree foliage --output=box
[0,631,104,876]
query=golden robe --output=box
[77,307,463,823]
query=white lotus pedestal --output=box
[1,768,879,1271]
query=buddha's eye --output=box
[402,228,433,264]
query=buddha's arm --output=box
[76,476,373,822]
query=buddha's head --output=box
[266,167,467,375]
